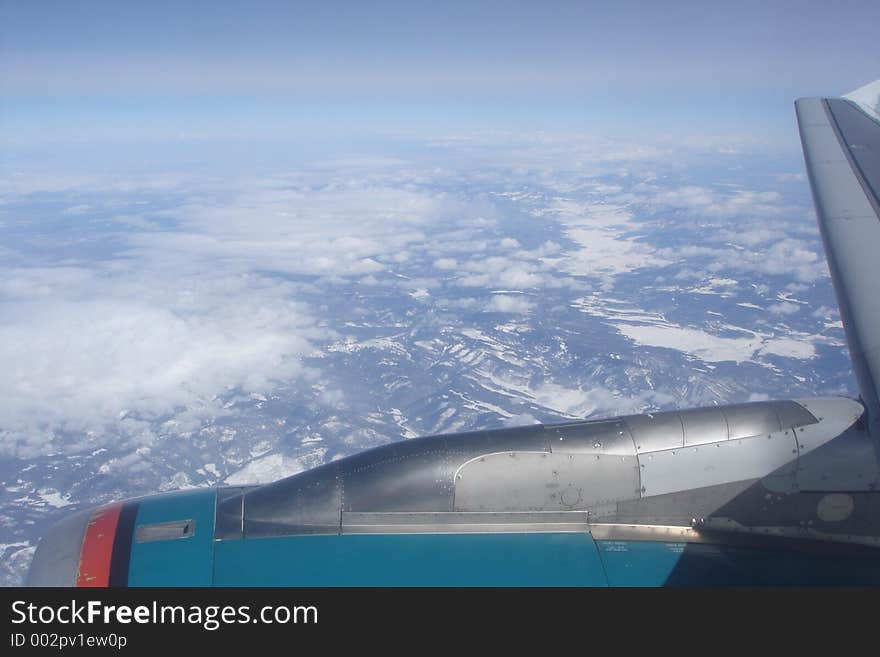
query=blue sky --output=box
[2,0,878,160]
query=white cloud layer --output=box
[0,267,319,457]
[485,295,534,313]
[0,178,482,457]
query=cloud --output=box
[158,185,450,279]
[433,258,458,270]
[641,186,785,218]
[768,301,800,315]
[0,266,321,458]
[61,204,91,216]
[525,381,676,418]
[0,173,514,459]
[485,295,535,313]
[458,257,546,288]
[658,237,827,283]
[502,413,541,427]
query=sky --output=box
[2,0,878,167]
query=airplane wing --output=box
[796,82,880,440]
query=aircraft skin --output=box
[25,88,880,587]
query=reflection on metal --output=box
[591,523,701,543]
[625,412,683,452]
[453,451,638,511]
[215,486,249,540]
[209,398,857,541]
[547,419,634,454]
[25,508,92,587]
[639,430,798,497]
[135,519,195,543]
[816,494,855,523]
[724,403,783,439]
[681,407,728,446]
[341,511,590,534]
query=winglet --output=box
[843,79,880,122]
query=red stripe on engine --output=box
[76,504,122,587]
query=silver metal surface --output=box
[777,399,820,429]
[681,407,728,446]
[25,508,91,587]
[590,523,700,543]
[342,511,590,534]
[639,430,798,497]
[215,399,826,539]
[215,486,249,540]
[547,418,635,455]
[793,397,877,490]
[613,479,757,526]
[243,460,343,536]
[135,519,195,543]
[625,412,683,452]
[723,403,783,439]
[453,451,639,511]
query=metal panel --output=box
[639,431,798,497]
[209,398,865,542]
[680,407,728,446]
[135,519,195,543]
[591,523,700,542]
[547,419,635,455]
[453,451,639,511]
[722,403,781,439]
[794,397,863,427]
[341,511,590,534]
[613,479,756,526]
[775,400,818,429]
[243,461,342,536]
[214,486,246,540]
[25,508,92,587]
[624,411,683,452]
[341,446,457,513]
[794,397,877,491]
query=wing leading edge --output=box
[796,91,880,443]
